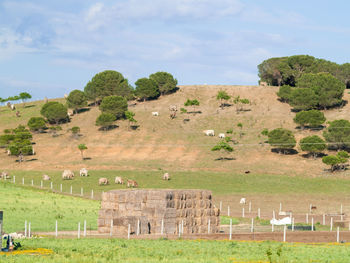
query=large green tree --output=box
[149,72,178,95]
[84,70,133,100]
[211,140,234,160]
[19,92,32,106]
[323,119,350,150]
[267,128,296,153]
[299,135,326,158]
[66,90,87,113]
[40,102,68,124]
[289,88,318,110]
[293,110,326,129]
[134,78,159,101]
[96,113,117,131]
[99,95,128,119]
[27,117,46,132]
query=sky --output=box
[1,0,350,100]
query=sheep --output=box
[152,112,159,116]
[0,171,10,180]
[42,174,51,181]
[127,179,138,188]
[163,173,170,180]
[218,133,225,138]
[79,168,88,177]
[99,178,109,185]
[169,105,177,112]
[62,170,74,180]
[203,130,215,136]
[115,176,124,184]
[10,104,16,111]
[239,198,246,204]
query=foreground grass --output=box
[2,238,350,263]
[0,182,99,233]
[7,169,350,197]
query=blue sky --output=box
[1,0,350,100]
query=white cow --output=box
[80,168,88,177]
[0,171,10,179]
[62,170,74,180]
[218,133,225,138]
[163,173,170,180]
[7,149,11,156]
[99,178,109,185]
[115,176,124,184]
[10,104,16,111]
[203,130,215,136]
[240,198,246,204]
[152,112,159,116]
[42,174,51,181]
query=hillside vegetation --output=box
[1,85,350,177]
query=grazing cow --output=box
[0,171,10,179]
[62,170,74,180]
[218,133,225,138]
[203,130,215,136]
[127,179,138,188]
[10,104,16,111]
[79,168,88,177]
[16,111,21,117]
[7,149,11,156]
[152,112,159,116]
[163,173,170,180]
[240,198,246,204]
[99,178,109,185]
[68,109,74,117]
[115,176,124,184]
[42,174,51,181]
[169,105,177,112]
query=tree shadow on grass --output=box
[271,148,298,155]
[16,158,38,162]
[83,157,92,161]
[214,157,236,161]
[301,152,327,159]
[98,125,118,131]
[24,105,36,108]
[131,125,140,131]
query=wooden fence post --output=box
[91,190,94,199]
[24,220,27,238]
[250,218,254,233]
[283,225,286,242]
[110,219,113,237]
[78,222,81,239]
[337,227,340,243]
[70,185,73,195]
[249,201,252,213]
[242,207,245,218]
[84,220,87,237]
[55,220,58,237]
[330,217,333,231]
[229,219,232,240]
[31,179,33,186]
[22,177,24,185]
[323,214,325,225]
[219,201,222,212]
[60,184,62,192]
[28,222,31,238]
[161,219,164,235]
[128,224,131,240]
[258,208,260,219]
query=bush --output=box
[180,108,187,114]
[277,85,292,102]
[67,90,87,113]
[322,151,349,172]
[267,128,296,153]
[135,78,160,101]
[289,88,318,110]
[40,102,68,124]
[299,135,326,158]
[99,96,128,119]
[323,119,350,150]
[96,113,116,130]
[149,72,178,95]
[294,110,326,128]
[27,117,46,132]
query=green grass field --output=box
[7,169,350,197]
[2,238,350,263]
[0,182,99,233]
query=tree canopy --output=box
[299,135,326,158]
[27,117,46,132]
[135,78,159,101]
[19,92,32,105]
[96,113,117,130]
[99,95,128,119]
[322,151,349,172]
[149,72,178,95]
[217,90,231,108]
[66,90,87,113]
[323,119,350,150]
[40,102,68,124]
[267,128,296,153]
[293,110,326,128]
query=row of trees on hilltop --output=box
[258,55,350,87]
[0,92,32,106]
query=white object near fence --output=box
[91,190,94,199]
[228,206,230,217]
[341,204,343,215]
[330,217,333,231]
[31,179,33,186]
[128,224,131,239]
[306,213,309,224]
[279,203,282,213]
[323,214,325,225]
[28,222,31,238]
[81,188,83,196]
[250,218,254,233]
[219,201,222,212]
[70,185,73,195]
[337,227,340,243]
[309,204,312,213]
[181,220,184,234]
[55,220,58,237]
[349,221,350,231]
[84,220,87,237]
[178,224,181,238]
[110,219,113,237]
[208,219,211,234]
[283,225,286,242]
[50,182,53,190]
[161,219,164,235]
[272,222,274,232]
[242,207,245,218]
[258,208,261,218]
[41,181,43,188]
[292,218,295,231]
[24,220,27,237]
[229,219,232,240]
[311,218,314,231]
[60,184,62,192]
[137,219,140,236]
[22,178,24,185]
[249,202,251,213]
[273,210,275,220]
[78,222,81,239]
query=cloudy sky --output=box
[1,0,350,99]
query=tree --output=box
[66,90,87,113]
[40,102,68,124]
[70,126,81,138]
[233,96,250,112]
[125,111,137,131]
[96,113,116,131]
[237,123,243,138]
[99,95,128,119]
[184,99,200,114]
[27,117,46,132]
[299,135,326,158]
[211,140,234,160]
[149,72,178,95]
[135,78,159,101]
[78,144,87,160]
[323,119,350,150]
[267,128,296,153]
[289,88,318,110]
[322,151,349,172]
[277,85,292,102]
[84,70,133,100]
[19,92,32,107]
[293,110,326,129]
[216,90,231,109]
[2,125,34,157]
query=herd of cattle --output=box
[0,170,171,188]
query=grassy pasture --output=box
[0,182,99,233]
[3,238,350,263]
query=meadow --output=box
[0,182,99,233]
[2,238,350,263]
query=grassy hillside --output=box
[1,85,350,177]
[0,182,99,232]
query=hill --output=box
[1,85,350,177]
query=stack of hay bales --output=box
[98,189,220,235]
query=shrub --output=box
[96,113,116,131]
[277,85,292,102]
[27,117,46,132]
[149,72,178,95]
[135,78,159,101]
[267,128,296,153]
[99,95,128,119]
[323,119,350,150]
[67,90,87,113]
[299,135,326,158]
[40,102,68,124]
[294,110,326,128]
